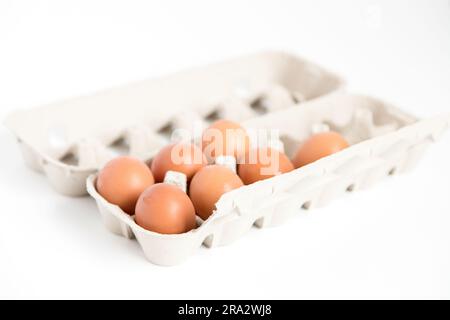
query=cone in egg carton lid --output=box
[215,84,301,121]
[252,84,302,112]
[169,110,208,143]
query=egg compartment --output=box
[86,93,449,265]
[4,51,345,196]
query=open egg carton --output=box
[4,51,344,196]
[5,51,449,266]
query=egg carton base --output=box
[87,136,433,266]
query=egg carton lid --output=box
[4,51,345,196]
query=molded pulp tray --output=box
[4,51,449,266]
[4,51,345,196]
[87,93,448,266]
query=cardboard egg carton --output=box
[86,93,449,265]
[4,51,449,266]
[4,51,344,196]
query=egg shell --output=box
[135,183,197,234]
[238,147,294,185]
[292,131,349,168]
[151,142,207,182]
[96,156,154,215]
[201,119,250,161]
[189,164,243,220]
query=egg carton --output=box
[5,51,449,266]
[4,51,344,196]
[86,93,449,265]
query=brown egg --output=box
[189,165,243,220]
[201,119,250,161]
[238,147,294,185]
[292,131,349,168]
[135,183,197,234]
[96,156,154,215]
[151,142,207,182]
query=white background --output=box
[1,0,449,299]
